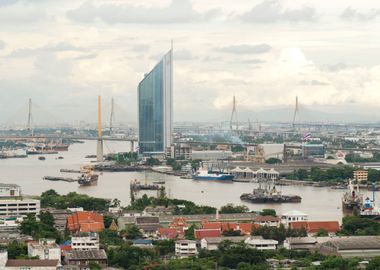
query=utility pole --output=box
[27,98,33,136]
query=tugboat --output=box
[342,180,363,213]
[78,171,99,186]
[240,178,301,203]
[360,183,380,218]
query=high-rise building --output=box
[138,48,173,154]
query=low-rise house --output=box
[5,259,60,270]
[169,217,188,232]
[135,216,160,237]
[71,232,100,250]
[64,249,108,269]
[253,216,280,227]
[28,238,61,260]
[203,222,238,233]
[244,236,278,250]
[239,223,258,235]
[283,237,319,250]
[175,240,197,258]
[67,211,104,234]
[159,227,184,239]
[289,221,340,235]
[201,236,247,250]
[281,210,308,227]
[143,206,174,216]
[132,239,153,248]
[319,236,380,258]
[194,229,221,240]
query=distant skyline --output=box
[1,0,380,124]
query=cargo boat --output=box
[240,178,301,204]
[342,180,363,212]
[130,179,164,191]
[78,172,99,186]
[192,168,234,181]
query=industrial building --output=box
[302,144,325,158]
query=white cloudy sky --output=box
[1,0,380,124]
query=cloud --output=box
[0,40,5,50]
[174,49,196,60]
[340,7,380,21]
[9,42,85,57]
[218,44,272,54]
[0,1,45,23]
[322,63,358,72]
[240,0,317,23]
[242,59,266,64]
[299,80,329,86]
[67,0,219,24]
[132,44,150,52]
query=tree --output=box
[121,225,143,240]
[266,158,282,164]
[103,215,114,229]
[185,224,197,240]
[153,239,175,256]
[2,241,28,259]
[39,211,55,227]
[220,204,249,214]
[367,256,380,270]
[146,157,161,166]
[111,198,121,207]
[99,229,123,246]
[260,209,276,217]
[315,228,328,237]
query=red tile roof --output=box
[202,222,238,232]
[290,221,340,233]
[159,228,179,239]
[67,211,104,233]
[239,223,259,235]
[194,229,221,239]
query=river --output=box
[0,140,376,222]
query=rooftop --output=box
[254,215,281,222]
[65,249,107,260]
[202,236,247,244]
[290,221,340,233]
[6,259,59,267]
[136,216,160,224]
[322,236,380,250]
[0,183,20,188]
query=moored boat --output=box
[342,180,363,213]
[192,168,234,181]
[240,178,301,204]
[78,171,99,186]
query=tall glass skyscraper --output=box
[138,49,173,154]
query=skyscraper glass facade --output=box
[138,50,172,153]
